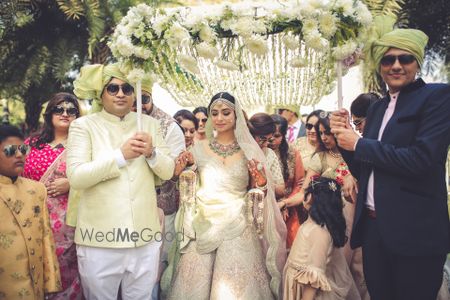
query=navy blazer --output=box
[341,79,450,256]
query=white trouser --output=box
[77,241,161,300]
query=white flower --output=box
[152,15,171,38]
[304,31,328,51]
[335,0,355,17]
[134,23,146,39]
[220,19,233,31]
[165,22,191,49]
[319,13,337,38]
[135,47,152,60]
[196,42,219,60]
[302,19,318,35]
[290,57,307,68]
[216,60,239,71]
[179,54,200,74]
[126,68,145,83]
[332,41,357,60]
[135,4,152,18]
[253,19,267,35]
[299,4,316,18]
[199,24,216,43]
[354,2,373,26]
[230,17,253,38]
[282,34,299,50]
[116,36,134,57]
[183,13,204,31]
[244,35,268,56]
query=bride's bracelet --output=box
[255,180,267,191]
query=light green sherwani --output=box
[66,109,174,248]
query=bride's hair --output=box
[208,92,236,112]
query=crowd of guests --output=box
[1,22,449,300]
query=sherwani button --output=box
[32,265,35,270]
[28,236,32,241]
[30,249,35,255]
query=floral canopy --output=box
[109,0,372,108]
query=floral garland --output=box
[109,0,372,107]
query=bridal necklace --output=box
[328,149,341,158]
[209,138,240,158]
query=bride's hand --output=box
[247,159,266,187]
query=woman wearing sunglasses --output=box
[22,92,83,300]
[269,114,305,250]
[291,110,324,173]
[192,106,208,142]
[248,113,286,199]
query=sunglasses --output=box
[52,106,78,117]
[272,133,283,139]
[380,54,416,67]
[305,123,315,130]
[105,83,134,96]
[3,144,30,157]
[257,135,274,143]
[133,94,152,107]
[352,118,366,127]
[197,118,208,123]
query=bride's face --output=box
[210,101,236,134]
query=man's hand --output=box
[330,109,360,151]
[331,127,360,151]
[330,109,351,130]
[121,132,154,160]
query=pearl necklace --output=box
[209,139,240,158]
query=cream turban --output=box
[73,63,130,112]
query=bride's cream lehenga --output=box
[165,141,274,300]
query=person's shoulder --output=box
[142,113,162,128]
[71,113,98,126]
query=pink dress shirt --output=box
[366,91,400,210]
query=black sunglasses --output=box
[3,144,30,157]
[52,106,78,117]
[133,94,152,107]
[257,135,274,143]
[380,54,416,67]
[197,118,208,123]
[105,83,134,96]
[305,123,315,130]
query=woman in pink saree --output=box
[23,93,83,300]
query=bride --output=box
[161,92,287,299]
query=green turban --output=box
[73,63,130,112]
[140,74,154,94]
[367,16,428,73]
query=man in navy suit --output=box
[331,24,450,300]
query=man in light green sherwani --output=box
[66,64,175,300]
